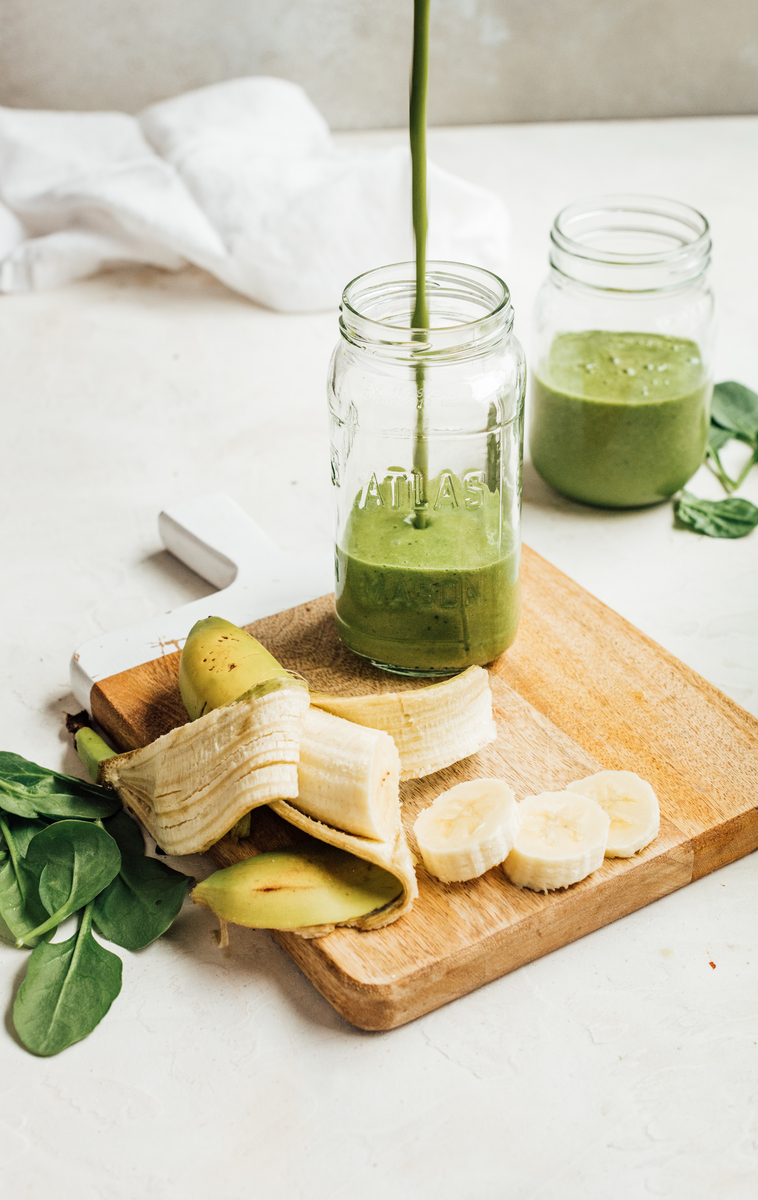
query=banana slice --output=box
[566,770,659,857]
[503,791,610,892]
[413,778,518,883]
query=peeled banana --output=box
[267,707,417,932]
[310,665,496,781]
[100,677,309,856]
[192,846,404,933]
[503,791,610,892]
[176,615,416,929]
[567,770,659,857]
[413,778,518,882]
[296,707,400,842]
[179,617,404,848]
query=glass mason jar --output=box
[530,195,715,508]
[328,261,526,676]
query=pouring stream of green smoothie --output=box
[410,0,430,529]
[334,0,520,673]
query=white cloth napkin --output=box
[0,77,509,312]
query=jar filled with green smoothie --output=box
[329,260,526,676]
[530,195,714,508]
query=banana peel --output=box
[179,616,296,720]
[99,677,309,856]
[173,616,419,933]
[192,847,405,934]
[189,785,417,940]
[92,614,508,934]
[310,665,496,781]
[266,799,417,935]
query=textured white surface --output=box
[1,116,758,1199]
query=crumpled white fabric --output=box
[0,76,509,312]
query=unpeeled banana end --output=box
[192,846,403,933]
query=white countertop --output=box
[2,114,758,1200]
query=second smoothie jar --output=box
[530,195,715,508]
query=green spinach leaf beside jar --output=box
[530,194,715,508]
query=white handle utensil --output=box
[69,493,333,713]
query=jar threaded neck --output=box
[549,194,711,294]
[340,260,513,363]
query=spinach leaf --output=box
[708,423,733,453]
[675,490,758,538]
[0,752,119,820]
[0,815,50,946]
[13,903,122,1056]
[18,820,121,946]
[1,814,48,858]
[703,382,758,493]
[93,812,191,950]
[711,381,758,441]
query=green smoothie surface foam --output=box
[530,330,711,508]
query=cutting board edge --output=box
[274,837,695,1031]
[690,806,758,880]
[506,547,758,744]
[85,552,758,1032]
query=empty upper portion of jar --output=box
[550,195,711,293]
[340,261,514,363]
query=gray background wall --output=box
[1,0,757,127]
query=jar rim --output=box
[340,261,514,362]
[341,260,511,335]
[551,193,710,267]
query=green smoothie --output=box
[530,330,711,507]
[335,473,520,674]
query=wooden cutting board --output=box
[89,545,758,1031]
